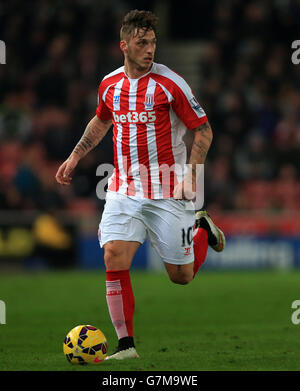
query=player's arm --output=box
[55,115,112,186]
[169,74,213,199]
[188,120,213,180]
[174,120,213,199]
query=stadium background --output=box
[0,0,299,271]
[0,0,300,372]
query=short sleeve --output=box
[171,79,207,130]
[96,81,112,121]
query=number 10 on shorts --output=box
[181,227,193,247]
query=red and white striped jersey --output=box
[96,62,208,199]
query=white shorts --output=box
[98,192,195,265]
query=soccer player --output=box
[55,10,225,360]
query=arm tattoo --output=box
[189,121,213,165]
[195,121,212,141]
[187,121,213,183]
[72,116,111,159]
[73,135,93,155]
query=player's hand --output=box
[173,180,196,200]
[55,155,79,186]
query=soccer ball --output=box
[63,325,108,364]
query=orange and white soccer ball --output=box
[63,325,108,364]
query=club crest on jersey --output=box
[113,95,120,104]
[144,93,155,110]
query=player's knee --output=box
[170,274,193,285]
[104,245,124,270]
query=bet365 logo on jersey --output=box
[113,111,156,124]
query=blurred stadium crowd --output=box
[0,0,299,214]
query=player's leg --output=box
[163,223,209,284]
[163,261,194,285]
[163,213,223,282]
[144,199,225,284]
[192,225,209,277]
[98,193,147,360]
[144,199,198,284]
[163,207,227,282]
[164,228,208,285]
[104,239,140,270]
[104,240,140,360]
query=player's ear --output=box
[120,40,128,55]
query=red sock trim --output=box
[193,228,208,277]
[106,269,130,281]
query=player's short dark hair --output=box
[120,10,158,41]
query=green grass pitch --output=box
[0,269,300,371]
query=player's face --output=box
[123,29,157,72]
